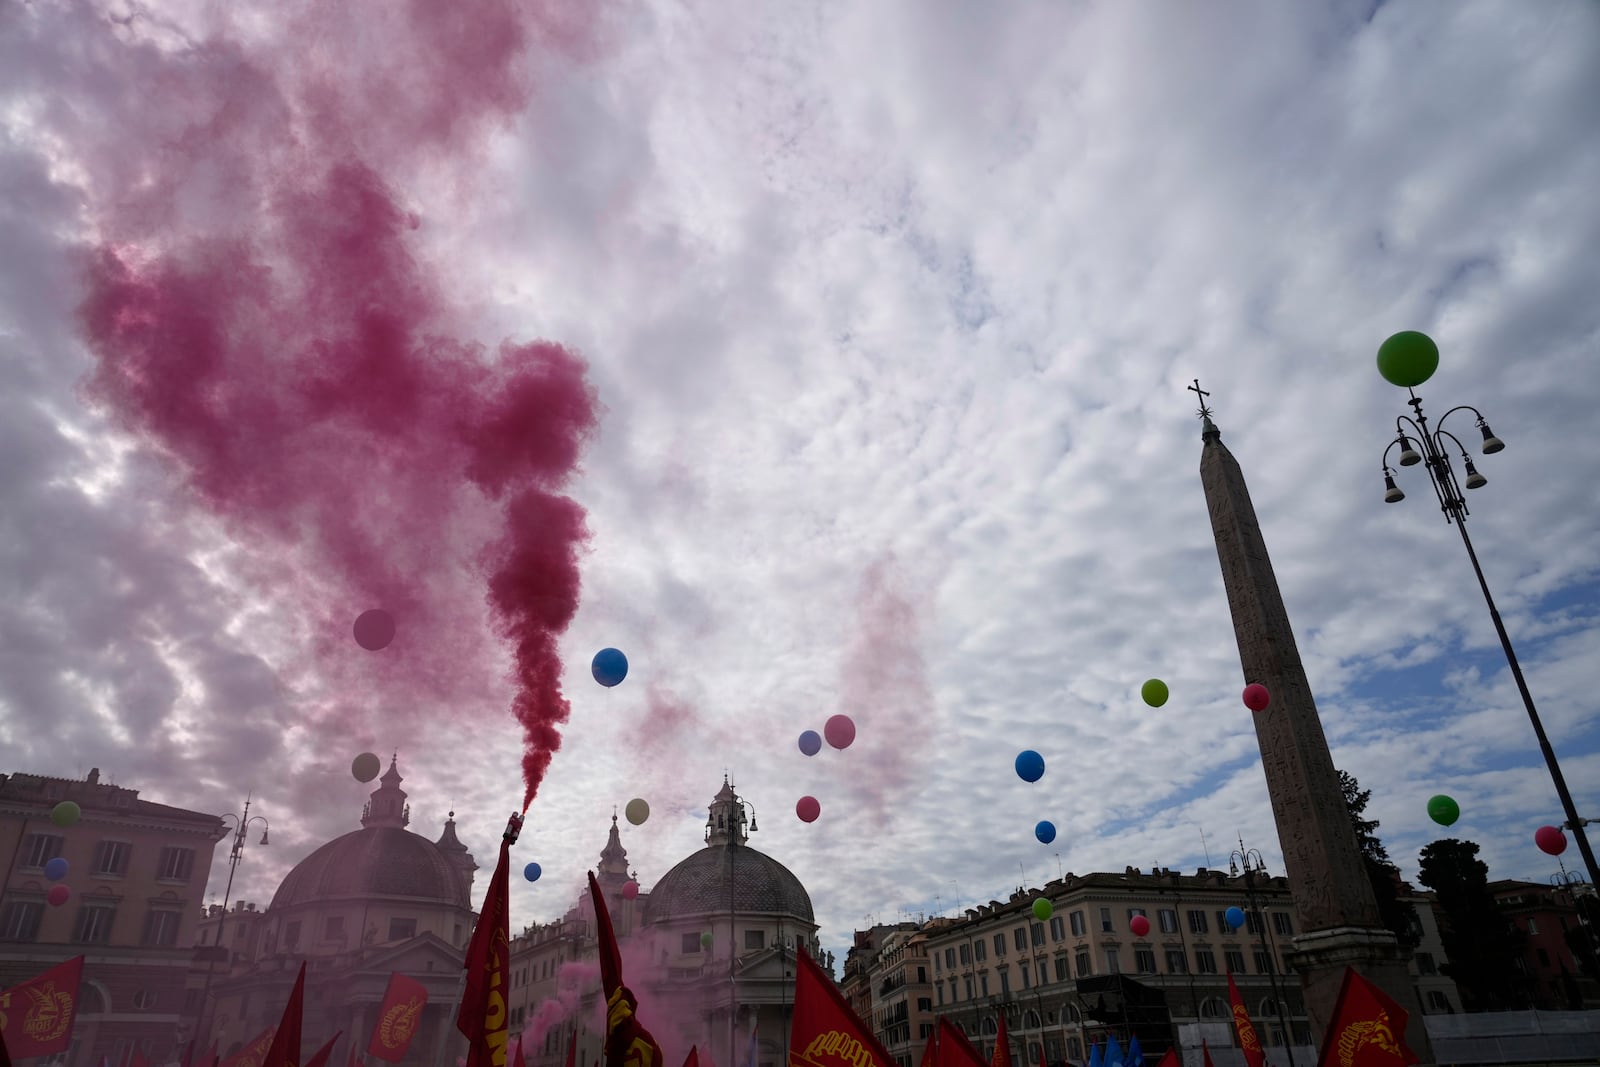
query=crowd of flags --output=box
[1,813,1420,1067]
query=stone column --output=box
[1199,416,1430,1058]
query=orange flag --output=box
[0,955,84,1056]
[789,947,895,1067]
[1226,970,1266,1067]
[935,1020,987,1067]
[1315,967,1421,1067]
[261,962,307,1067]
[304,1033,343,1067]
[367,973,428,1062]
[589,871,665,1067]
[458,822,515,1067]
[990,1014,1010,1067]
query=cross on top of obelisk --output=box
[1189,379,1220,437]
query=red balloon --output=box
[622,880,640,901]
[796,796,821,823]
[824,714,856,750]
[353,609,396,651]
[47,884,71,907]
[1535,825,1568,856]
[1242,683,1270,712]
[1129,914,1150,937]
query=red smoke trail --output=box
[66,0,602,807]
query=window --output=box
[1127,907,1147,923]
[936,985,944,1007]
[745,929,764,950]
[1031,923,1045,947]
[975,940,987,962]
[388,918,417,941]
[75,904,116,943]
[1014,927,1028,951]
[1,901,43,942]
[918,965,927,982]
[1414,952,1436,975]
[1070,911,1087,937]
[1104,947,1121,974]
[142,909,182,947]
[917,997,933,1012]
[1226,949,1246,974]
[1425,991,1451,1013]
[946,948,956,968]
[1165,949,1188,973]
[285,920,302,949]
[1055,957,1070,981]
[1527,918,1539,935]
[1075,951,1092,978]
[1217,910,1233,934]
[965,977,974,1000]
[1188,909,1209,934]
[1159,909,1179,934]
[156,847,196,882]
[1020,964,1030,990]
[1200,998,1228,1019]
[23,834,64,869]
[951,979,959,1002]
[1100,908,1114,933]
[1254,949,1274,974]
[960,944,971,965]
[1038,962,1050,986]
[92,840,131,876]
[132,990,158,1010]
[1134,949,1156,974]
[1272,911,1294,936]
[993,971,1002,996]
[1050,916,1065,941]
[1196,949,1218,974]
[1246,910,1265,935]
[994,933,1006,957]
[324,916,344,940]
[682,933,702,954]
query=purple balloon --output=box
[798,730,822,756]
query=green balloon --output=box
[700,932,713,948]
[1032,898,1053,922]
[625,798,650,826]
[1426,794,1459,827]
[1140,679,1169,708]
[51,801,81,828]
[1377,331,1440,388]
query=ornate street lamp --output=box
[1229,845,1295,1067]
[1376,331,1600,891]
[196,794,270,1048]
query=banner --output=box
[589,872,665,1067]
[367,973,428,1062]
[458,832,513,1067]
[1226,970,1266,1067]
[0,955,84,1056]
[989,1014,1009,1067]
[789,948,894,1067]
[1315,968,1421,1067]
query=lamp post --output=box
[196,794,269,1049]
[1229,846,1295,1067]
[1378,340,1600,893]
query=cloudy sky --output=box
[3,0,1598,968]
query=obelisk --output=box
[1193,382,1430,1056]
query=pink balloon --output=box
[1242,683,1270,712]
[824,714,856,750]
[1129,914,1150,937]
[622,880,640,901]
[796,796,821,823]
[1535,825,1568,856]
[47,884,71,907]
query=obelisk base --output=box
[1288,925,1434,1062]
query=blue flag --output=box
[1087,1042,1103,1067]
[1105,1036,1124,1067]
[1126,1036,1143,1067]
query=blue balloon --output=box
[1015,750,1045,783]
[591,648,629,687]
[44,857,69,881]
[1225,906,1245,929]
[523,862,542,883]
[1035,820,1056,844]
[798,730,822,757]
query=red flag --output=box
[1152,1051,1178,1067]
[788,946,895,1067]
[1201,1042,1216,1067]
[304,1033,343,1067]
[683,1050,700,1067]
[1226,970,1266,1067]
[589,871,666,1067]
[345,1042,360,1067]
[367,973,428,1062]
[180,1037,198,1067]
[918,1034,936,1067]
[458,825,515,1067]
[0,955,84,1056]
[1315,967,1421,1067]
[261,962,307,1067]
[935,1020,987,1067]
[566,1032,578,1067]
[203,1042,221,1067]
[990,1013,1010,1067]
[1,1027,12,1067]
[132,1052,150,1067]
[220,1026,277,1067]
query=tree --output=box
[1338,770,1420,950]
[1417,838,1530,1010]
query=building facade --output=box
[1491,879,1600,1010]
[0,768,226,1066]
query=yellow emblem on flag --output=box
[379,996,424,1050]
[21,982,73,1045]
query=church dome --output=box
[642,778,813,925]
[270,826,467,909]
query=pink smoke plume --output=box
[66,0,604,807]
